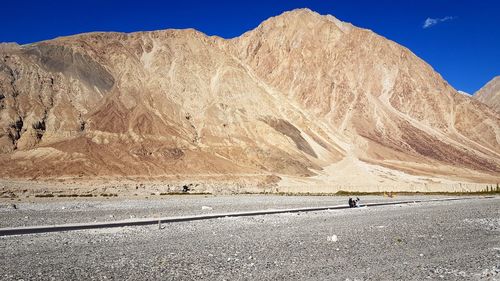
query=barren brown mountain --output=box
[0,9,498,192]
[475,76,500,112]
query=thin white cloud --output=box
[423,16,455,29]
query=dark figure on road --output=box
[349,197,361,208]
[354,197,360,207]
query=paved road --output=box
[0,195,466,228]
[1,197,499,280]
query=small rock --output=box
[328,235,338,242]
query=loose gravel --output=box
[0,197,499,280]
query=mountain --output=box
[475,76,500,112]
[0,9,498,191]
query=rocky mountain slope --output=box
[0,9,498,190]
[475,76,500,112]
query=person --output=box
[354,197,360,207]
[349,197,361,208]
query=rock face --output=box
[475,76,500,112]
[0,9,498,188]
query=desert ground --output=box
[1,195,499,280]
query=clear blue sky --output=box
[1,0,498,93]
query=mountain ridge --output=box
[475,76,500,112]
[0,8,498,191]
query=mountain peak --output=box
[475,75,500,112]
[246,8,353,37]
[276,7,320,18]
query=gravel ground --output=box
[1,197,499,280]
[0,195,465,228]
